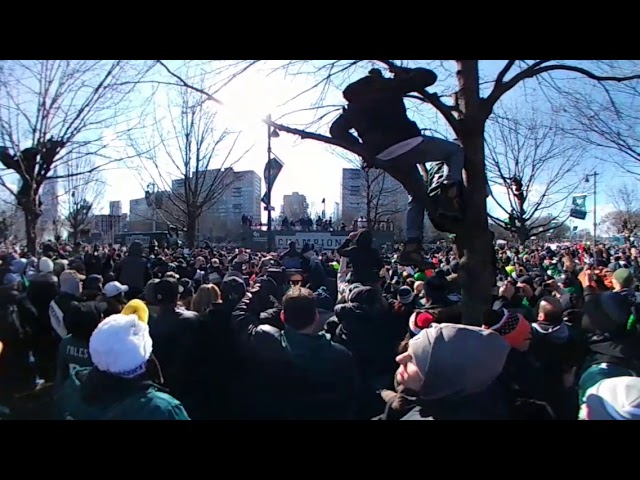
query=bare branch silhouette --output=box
[125,78,251,247]
[0,60,151,252]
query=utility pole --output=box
[585,171,598,242]
[265,114,279,252]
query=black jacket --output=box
[230,285,358,420]
[329,68,437,157]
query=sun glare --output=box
[214,69,291,141]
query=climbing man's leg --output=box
[382,163,430,267]
[375,136,464,221]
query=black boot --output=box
[398,240,427,268]
[436,182,463,221]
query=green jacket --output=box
[55,335,94,388]
[56,367,190,420]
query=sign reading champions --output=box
[275,232,347,251]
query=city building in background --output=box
[127,169,260,239]
[340,168,406,235]
[93,213,124,243]
[38,178,59,239]
[128,196,167,232]
[281,192,309,220]
[109,201,122,216]
[198,169,261,238]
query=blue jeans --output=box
[374,136,464,241]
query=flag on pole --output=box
[261,155,285,207]
[321,198,325,204]
[570,194,587,220]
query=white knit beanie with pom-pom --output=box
[89,314,153,378]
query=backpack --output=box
[422,161,462,235]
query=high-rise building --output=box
[175,169,261,239]
[109,201,122,216]
[93,214,123,243]
[38,178,59,239]
[281,192,309,220]
[340,168,406,233]
[128,197,167,232]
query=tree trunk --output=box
[455,60,494,326]
[517,226,529,244]
[185,211,198,249]
[21,201,40,255]
[72,229,80,244]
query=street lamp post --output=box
[585,171,598,242]
[266,114,279,252]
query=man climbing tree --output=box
[328,66,465,267]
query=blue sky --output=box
[91,60,636,231]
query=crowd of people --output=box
[1,230,639,420]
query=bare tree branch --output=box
[335,150,406,230]
[0,60,150,252]
[599,183,640,240]
[60,154,106,243]
[485,105,586,242]
[125,76,251,247]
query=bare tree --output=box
[0,60,151,253]
[558,81,640,176]
[599,183,640,241]
[155,60,640,325]
[339,152,406,230]
[60,155,106,243]
[127,82,251,248]
[485,107,585,243]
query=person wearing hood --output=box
[301,244,328,291]
[56,310,189,420]
[336,229,385,286]
[280,241,303,269]
[389,323,510,420]
[26,257,60,382]
[11,258,29,288]
[115,240,151,300]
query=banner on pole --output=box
[261,155,284,207]
[570,194,587,220]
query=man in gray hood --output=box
[394,323,510,420]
